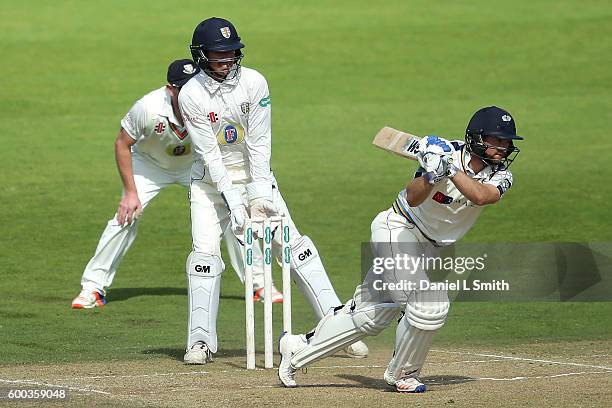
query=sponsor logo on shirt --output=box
[166,143,192,157]
[154,122,166,134]
[185,115,206,124]
[224,125,238,143]
[216,123,245,145]
[432,191,454,205]
[258,96,271,107]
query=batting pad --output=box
[290,235,342,319]
[386,290,450,380]
[186,252,224,352]
[291,302,399,368]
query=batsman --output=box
[279,106,523,393]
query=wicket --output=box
[244,216,292,369]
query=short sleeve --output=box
[120,100,149,140]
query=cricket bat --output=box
[372,126,421,160]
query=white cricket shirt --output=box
[393,141,514,245]
[121,87,192,172]
[178,67,273,192]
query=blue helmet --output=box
[465,106,523,169]
[190,17,244,80]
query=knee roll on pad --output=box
[289,235,341,318]
[351,302,400,336]
[405,290,450,331]
[290,235,319,269]
[187,252,224,277]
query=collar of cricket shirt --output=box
[161,90,183,127]
[201,69,241,94]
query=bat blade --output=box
[372,126,421,160]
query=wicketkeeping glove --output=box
[246,181,279,219]
[222,188,248,237]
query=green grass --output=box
[1,0,611,365]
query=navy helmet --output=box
[465,106,523,168]
[190,17,244,80]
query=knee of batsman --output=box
[186,252,224,277]
[351,304,399,336]
[405,299,450,331]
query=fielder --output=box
[279,106,523,393]
[179,17,369,364]
[71,59,282,309]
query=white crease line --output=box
[475,371,612,382]
[0,378,111,396]
[49,360,501,381]
[431,349,612,371]
[238,371,612,389]
[11,350,612,386]
[54,370,214,381]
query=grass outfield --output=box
[1,0,611,371]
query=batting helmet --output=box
[190,17,244,80]
[465,106,523,168]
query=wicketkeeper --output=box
[179,17,369,364]
[279,106,523,393]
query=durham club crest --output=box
[240,102,250,114]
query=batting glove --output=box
[445,156,460,178]
[418,135,453,157]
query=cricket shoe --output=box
[252,285,284,303]
[343,341,369,358]
[184,341,213,365]
[71,289,107,309]
[384,368,426,393]
[278,332,307,388]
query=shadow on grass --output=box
[335,374,475,391]
[108,287,244,302]
[143,347,249,361]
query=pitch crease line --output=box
[431,349,612,371]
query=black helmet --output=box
[190,17,244,81]
[465,106,523,168]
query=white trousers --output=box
[187,175,343,349]
[80,154,264,293]
[290,208,449,374]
